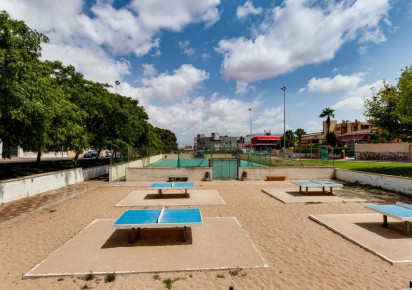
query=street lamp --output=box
[249,108,252,152]
[346,120,356,160]
[115,80,120,94]
[281,86,286,160]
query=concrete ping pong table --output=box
[113,208,203,243]
[365,202,412,236]
[291,180,343,195]
[150,182,195,198]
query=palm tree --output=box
[285,129,295,148]
[294,128,306,147]
[319,107,335,134]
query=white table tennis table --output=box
[150,182,195,198]
[291,180,343,194]
[365,202,412,236]
[113,208,203,243]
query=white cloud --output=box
[216,0,390,82]
[201,53,211,61]
[129,0,221,31]
[142,64,158,77]
[332,80,384,110]
[1,0,221,83]
[254,106,283,125]
[307,73,366,93]
[298,88,305,93]
[306,120,323,132]
[237,1,263,19]
[118,64,209,105]
[145,94,259,137]
[179,40,195,56]
[296,102,305,107]
[41,43,130,83]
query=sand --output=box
[1,180,412,289]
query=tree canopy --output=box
[364,65,412,141]
[319,107,335,134]
[0,11,170,165]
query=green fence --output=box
[212,159,238,179]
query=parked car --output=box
[83,151,98,158]
[105,151,113,158]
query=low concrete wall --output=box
[127,167,212,181]
[109,154,163,181]
[356,143,412,160]
[335,169,412,195]
[239,167,335,180]
[83,165,109,180]
[0,165,109,204]
[0,168,84,204]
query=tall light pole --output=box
[281,86,286,160]
[249,108,252,152]
[115,80,120,94]
[346,120,356,160]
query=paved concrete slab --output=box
[262,188,383,204]
[115,190,225,206]
[24,217,267,278]
[309,213,412,264]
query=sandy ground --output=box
[1,180,412,289]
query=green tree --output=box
[319,107,335,135]
[284,130,295,148]
[294,128,306,147]
[325,132,337,147]
[153,127,178,153]
[364,81,406,141]
[0,11,49,158]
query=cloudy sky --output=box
[2,0,412,146]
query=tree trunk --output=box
[74,152,80,165]
[36,147,42,168]
[96,149,102,160]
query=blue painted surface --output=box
[310,180,341,186]
[366,205,412,218]
[160,208,202,224]
[114,208,202,226]
[291,181,316,186]
[114,209,161,225]
[150,182,195,188]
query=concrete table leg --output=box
[382,215,388,227]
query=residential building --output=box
[194,133,238,150]
[299,120,377,147]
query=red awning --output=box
[255,136,281,140]
[338,134,366,142]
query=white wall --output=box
[83,165,109,180]
[0,165,109,204]
[0,168,83,204]
[335,169,412,195]
[108,154,163,181]
[239,167,335,180]
[127,167,211,181]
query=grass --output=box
[153,274,161,281]
[216,274,225,279]
[105,273,116,283]
[301,160,412,178]
[85,271,94,281]
[306,201,322,205]
[162,277,186,289]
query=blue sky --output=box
[2,0,412,146]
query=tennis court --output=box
[147,159,267,167]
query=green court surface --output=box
[146,159,267,168]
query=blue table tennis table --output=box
[365,202,412,236]
[150,182,195,198]
[113,208,203,243]
[291,180,343,194]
